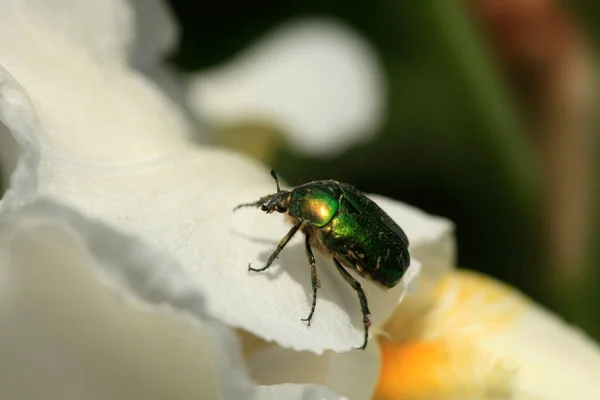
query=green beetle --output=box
[234,170,410,350]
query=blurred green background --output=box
[172,1,600,339]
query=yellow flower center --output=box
[374,270,525,399]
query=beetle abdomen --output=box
[319,192,410,288]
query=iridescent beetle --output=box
[234,170,410,349]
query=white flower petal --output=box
[255,384,346,400]
[127,0,193,116]
[480,291,600,399]
[248,341,380,400]
[128,0,178,70]
[0,0,135,66]
[187,19,385,156]
[0,7,190,165]
[0,2,449,354]
[1,198,347,399]
[0,200,256,399]
[0,68,40,207]
[38,148,421,352]
[0,123,25,196]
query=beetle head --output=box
[261,190,291,214]
[262,169,291,213]
[233,169,291,213]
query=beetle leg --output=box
[301,233,320,326]
[333,258,371,350]
[248,222,302,272]
[233,195,273,211]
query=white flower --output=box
[0,0,421,398]
[0,199,337,399]
[4,2,596,399]
[187,18,386,157]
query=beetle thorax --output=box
[288,184,340,228]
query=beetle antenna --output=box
[270,169,281,192]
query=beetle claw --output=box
[248,262,264,272]
[356,342,368,351]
